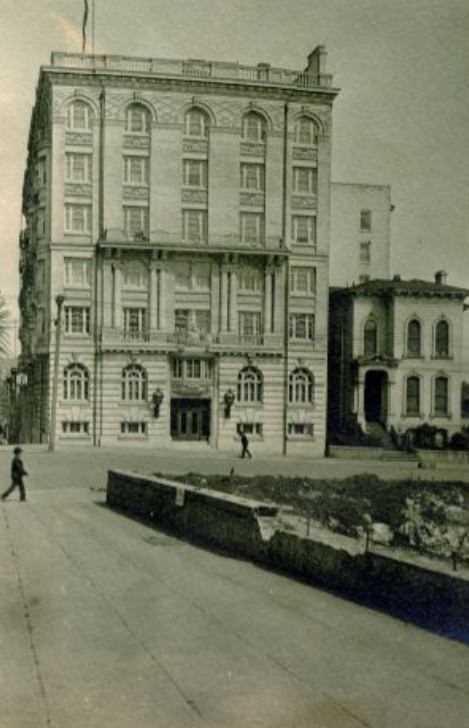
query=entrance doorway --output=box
[364,370,388,423]
[170,398,210,441]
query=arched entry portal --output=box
[364,370,388,423]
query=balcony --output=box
[100,229,285,254]
[100,328,173,351]
[50,53,334,89]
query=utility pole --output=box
[48,295,65,452]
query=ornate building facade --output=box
[18,47,339,454]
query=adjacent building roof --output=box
[332,275,469,300]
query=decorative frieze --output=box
[292,147,318,162]
[65,183,92,198]
[240,192,265,207]
[123,135,151,150]
[123,186,150,200]
[291,195,317,210]
[181,189,208,204]
[240,142,265,157]
[65,132,93,147]
[182,139,208,154]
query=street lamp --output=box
[151,388,164,418]
[223,388,236,418]
[48,294,65,452]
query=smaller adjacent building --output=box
[328,272,469,444]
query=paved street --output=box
[1,447,468,728]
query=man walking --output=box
[1,447,28,502]
[240,431,252,459]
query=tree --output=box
[0,291,10,355]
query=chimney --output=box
[305,45,327,77]
[435,270,447,285]
[393,274,401,282]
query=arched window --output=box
[184,108,209,138]
[125,104,151,134]
[294,116,318,145]
[242,111,266,142]
[122,365,147,401]
[406,376,420,415]
[63,363,89,401]
[435,319,449,357]
[407,319,421,356]
[237,366,263,403]
[364,318,378,356]
[434,376,449,416]
[289,368,314,404]
[66,100,92,130]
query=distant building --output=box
[328,273,469,444]
[18,47,339,454]
[329,183,392,287]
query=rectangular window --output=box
[289,313,315,341]
[64,306,90,335]
[238,422,263,436]
[37,260,45,289]
[66,153,91,182]
[240,213,264,244]
[406,377,420,416]
[360,209,372,232]
[434,377,449,416]
[291,215,316,245]
[64,204,91,233]
[239,312,262,339]
[172,359,183,379]
[360,241,371,263]
[123,308,147,337]
[292,167,317,194]
[194,310,211,334]
[288,423,314,437]
[239,267,263,292]
[64,258,91,288]
[122,266,146,290]
[62,421,89,435]
[120,422,148,435]
[124,156,149,185]
[186,359,202,379]
[124,206,149,240]
[183,159,208,188]
[240,163,265,192]
[36,158,47,186]
[182,209,208,242]
[193,263,211,290]
[174,309,189,335]
[290,267,316,295]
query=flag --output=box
[82,0,89,53]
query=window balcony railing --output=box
[100,228,284,251]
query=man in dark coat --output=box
[1,447,28,502]
[240,432,252,459]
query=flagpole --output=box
[92,0,95,56]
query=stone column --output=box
[112,264,122,329]
[220,268,229,332]
[158,268,166,331]
[149,264,158,331]
[264,268,273,335]
[355,378,366,428]
[272,266,284,335]
[228,269,238,333]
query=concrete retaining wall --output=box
[107,469,469,640]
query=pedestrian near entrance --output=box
[1,447,28,502]
[240,431,252,459]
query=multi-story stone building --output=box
[328,273,469,444]
[18,47,339,455]
[329,182,393,287]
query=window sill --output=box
[429,413,452,419]
[287,435,315,441]
[59,400,90,406]
[403,354,424,360]
[236,402,263,408]
[118,435,149,441]
[402,412,423,418]
[431,355,453,360]
[59,434,91,440]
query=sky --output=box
[1,0,468,351]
